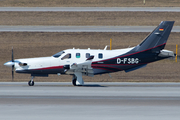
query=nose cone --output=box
[4,61,15,67]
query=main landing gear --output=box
[72,72,84,86]
[28,76,34,86]
[72,77,77,86]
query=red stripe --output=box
[92,65,123,71]
[35,66,64,70]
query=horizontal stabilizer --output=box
[158,50,174,57]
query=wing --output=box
[65,56,94,77]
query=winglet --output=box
[86,55,94,61]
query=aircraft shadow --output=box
[81,84,107,87]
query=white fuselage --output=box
[14,47,134,72]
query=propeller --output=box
[4,47,16,81]
[11,47,14,81]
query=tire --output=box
[72,78,77,86]
[28,81,34,86]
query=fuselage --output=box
[14,47,134,75]
[11,46,174,76]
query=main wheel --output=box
[28,81,34,86]
[72,78,77,86]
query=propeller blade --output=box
[12,47,14,81]
[12,47,14,62]
[12,65,14,81]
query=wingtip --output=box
[86,55,94,61]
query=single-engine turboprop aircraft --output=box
[4,21,175,86]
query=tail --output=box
[135,21,174,52]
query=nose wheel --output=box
[28,76,34,86]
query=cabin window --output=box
[98,53,103,59]
[76,53,80,58]
[86,53,90,58]
[61,53,71,60]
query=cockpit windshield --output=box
[53,51,65,58]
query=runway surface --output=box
[0,82,180,120]
[0,7,180,12]
[0,26,180,32]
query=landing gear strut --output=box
[72,75,77,86]
[72,72,84,86]
[28,76,34,86]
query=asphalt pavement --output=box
[0,26,180,32]
[0,7,180,12]
[0,82,180,120]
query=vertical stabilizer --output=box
[136,21,174,52]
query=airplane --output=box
[4,21,175,86]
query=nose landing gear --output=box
[28,76,34,86]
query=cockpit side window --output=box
[61,53,71,60]
[53,51,65,58]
